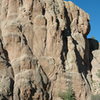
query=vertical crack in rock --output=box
[0,38,14,100]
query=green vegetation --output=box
[59,87,75,100]
[91,36,96,40]
[91,94,100,100]
[96,70,100,78]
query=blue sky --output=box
[65,0,100,42]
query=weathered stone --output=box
[91,50,100,94]
[0,0,95,100]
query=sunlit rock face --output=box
[91,50,100,94]
[0,0,92,100]
[88,39,100,95]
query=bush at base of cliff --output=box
[91,94,100,100]
[96,70,100,78]
[59,87,75,100]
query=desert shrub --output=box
[91,36,96,40]
[96,70,100,78]
[59,87,75,100]
[91,94,100,100]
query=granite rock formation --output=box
[0,0,98,100]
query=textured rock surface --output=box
[92,50,100,94]
[0,0,96,100]
[89,39,100,95]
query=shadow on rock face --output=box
[88,38,99,52]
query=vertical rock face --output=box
[92,50,100,94]
[89,39,100,95]
[0,0,93,100]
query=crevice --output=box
[28,0,34,21]
[17,25,23,33]
[64,6,71,35]
[56,18,59,30]
[20,0,23,6]
[0,39,11,67]
[10,78,14,99]
[39,66,50,90]
[51,16,53,23]
[21,34,34,55]
[60,7,71,69]
[42,7,45,15]
[60,30,68,69]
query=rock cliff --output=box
[0,0,99,100]
[89,39,100,95]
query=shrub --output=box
[91,36,96,40]
[59,87,75,100]
[91,94,100,100]
[96,70,100,78]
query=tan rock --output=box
[91,50,100,94]
[0,0,93,100]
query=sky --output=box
[65,0,100,42]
